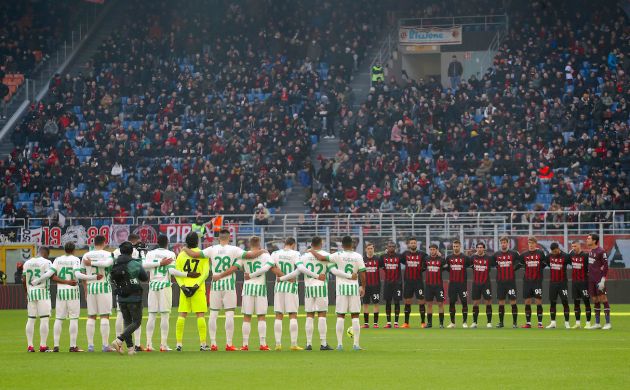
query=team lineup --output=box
[21,230,611,354]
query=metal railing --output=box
[477,27,507,77]
[398,14,509,29]
[2,211,627,250]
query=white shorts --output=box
[242,295,268,316]
[87,293,112,316]
[148,288,173,313]
[274,292,299,314]
[305,297,328,313]
[55,300,80,320]
[27,300,51,318]
[210,289,237,311]
[336,295,361,314]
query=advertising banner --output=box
[399,26,462,45]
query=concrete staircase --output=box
[277,35,389,218]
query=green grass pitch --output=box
[1,305,629,389]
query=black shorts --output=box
[362,285,381,304]
[403,280,424,300]
[425,284,444,302]
[496,281,517,301]
[523,280,543,299]
[549,282,569,302]
[383,282,402,302]
[571,281,590,300]
[471,283,492,301]
[448,282,468,303]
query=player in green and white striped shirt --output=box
[183,228,265,351]
[212,236,274,351]
[22,247,52,352]
[142,235,192,352]
[78,235,113,352]
[270,237,304,351]
[282,236,355,351]
[310,236,366,351]
[34,242,84,352]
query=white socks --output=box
[133,326,141,346]
[86,318,96,346]
[274,319,282,346]
[208,311,218,346]
[225,311,235,346]
[146,313,157,349]
[305,317,314,345]
[40,317,49,347]
[318,316,327,345]
[336,318,344,347]
[54,319,63,347]
[69,319,78,347]
[258,319,267,346]
[115,310,124,336]
[242,321,251,346]
[100,318,110,347]
[352,318,360,347]
[160,313,170,347]
[26,318,36,347]
[289,318,298,346]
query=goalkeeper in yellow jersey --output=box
[174,232,207,351]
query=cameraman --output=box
[110,241,148,355]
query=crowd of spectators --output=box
[1,0,628,228]
[1,1,85,106]
[0,0,384,225]
[307,0,629,224]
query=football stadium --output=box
[1,0,629,388]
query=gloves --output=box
[597,277,606,291]
[180,285,199,297]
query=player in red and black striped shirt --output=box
[470,243,493,328]
[491,236,521,328]
[362,243,381,328]
[401,238,427,328]
[546,242,571,328]
[424,244,446,328]
[569,241,591,328]
[379,242,404,328]
[445,240,470,328]
[520,236,548,328]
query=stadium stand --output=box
[309,0,629,217]
[0,0,386,222]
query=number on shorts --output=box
[562,289,568,296]
[439,290,444,298]
[508,289,515,296]
[373,294,380,300]
[485,289,491,295]
[582,290,589,298]
[462,291,468,298]
[185,259,200,273]
[534,289,542,295]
